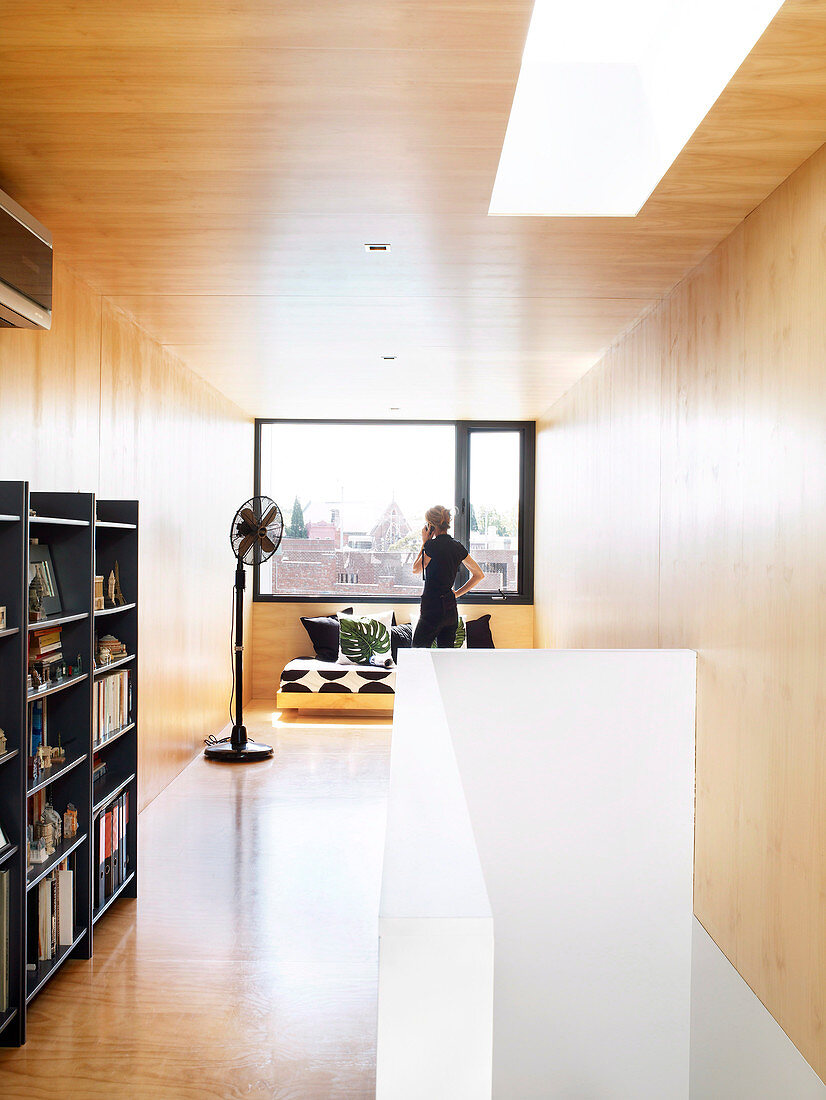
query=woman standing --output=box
[411,505,485,648]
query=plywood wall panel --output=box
[251,602,534,699]
[535,142,826,1080]
[98,302,252,807]
[0,258,251,810]
[0,262,101,489]
[536,305,662,650]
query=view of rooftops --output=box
[257,421,521,598]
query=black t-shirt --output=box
[422,533,468,598]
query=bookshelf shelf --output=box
[0,843,18,868]
[0,486,138,1046]
[27,610,88,632]
[26,833,87,892]
[94,721,135,752]
[27,670,88,702]
[94,602,136,619]
[94,772,136,817]
[94,653,135,676]
[0,1008,18,1037]
[27,752,88,797]
[26,926,87,1004]
[0,748,20,769]
[93,870,136,925]
[29,516,90,528]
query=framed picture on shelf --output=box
[29,542,63,617]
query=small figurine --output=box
[63,803,78,840]
[29,572,45,622]
[52,730,65,763]
[30,667,42,690]
[43,801,62,847]
[29,837,47,864]
[36,744,51,773]
[0,728,6,755]
[75,652,82,675]
[113,561,126,606]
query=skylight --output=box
[489,0,785,217]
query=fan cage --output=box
[230,495,284,566]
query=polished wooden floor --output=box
[0,702,392,1099]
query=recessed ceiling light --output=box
[382,356,396,360]
[489,0,784,217]
[389,407,400,412]
[364,243,391,252]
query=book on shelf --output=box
[28,625,63,671]
[29,699,46,756]
[0,868,8,1012]
[93,669,131,745]
[92,754,108,787]
[28,860,74,966]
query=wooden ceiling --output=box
[3,0,826,418]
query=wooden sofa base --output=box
[276,691,394,715]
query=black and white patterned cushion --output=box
[280,658,395,694]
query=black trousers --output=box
[412,593,458,649]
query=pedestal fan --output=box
[204,496,283,762]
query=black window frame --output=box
[253,418,535,605]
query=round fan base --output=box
[204,741,274,763]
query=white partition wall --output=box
[378,648,697,1099]
[376,653,494,1100]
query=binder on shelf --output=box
[97,814,106,909]
[121,791,129,882]
[104,809,113,898]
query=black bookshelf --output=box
[0,483,26,1047]
[0,485,139,1047]
[92,500,138,927]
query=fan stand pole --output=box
[205,561,274,762]
[231,560,247,750]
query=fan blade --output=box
[261,504,278,528]
[237,534,256,560]
[260,535,276,555]
[240,507,257,527]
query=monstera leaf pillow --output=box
[338,612,394,666]
[431,615,467,650]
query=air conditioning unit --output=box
[0,187,52,330]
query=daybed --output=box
[277,656,396,714]
[275,610,495,716]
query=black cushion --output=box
[466,614,495,649]
[390,623,413,662]
[299,607,353,661]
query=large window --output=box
[254,420,534,602]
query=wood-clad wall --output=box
[535,146,826,1080]
[0,259,252,809]
[252,602,534,698]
